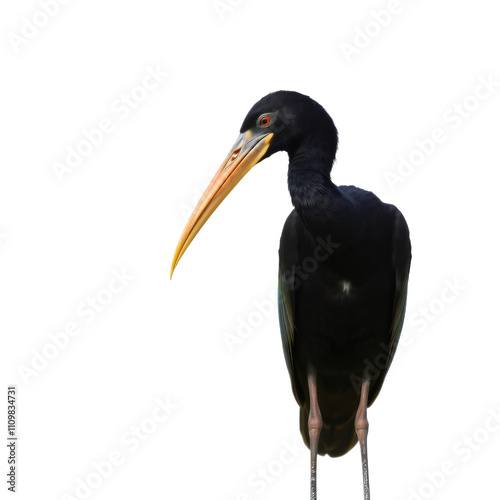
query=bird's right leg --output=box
[307,367,323,500]
[355,378,371,500]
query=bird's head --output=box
[240,90,338,160]
[170,91,338,277]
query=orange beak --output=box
[170,130,274,278]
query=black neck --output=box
[287,147,362,246]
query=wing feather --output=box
[369,207,411,403]
[277,211,304,406]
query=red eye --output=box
[259,115,271,127]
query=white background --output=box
[1,1,499,499]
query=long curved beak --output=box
[170,130,274,278]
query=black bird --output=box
[171,91,411,500]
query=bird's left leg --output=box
[355,378,371,500]
[307,367,322,500]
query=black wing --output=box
[277,210,304,406]
[369,206,412,404]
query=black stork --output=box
[171,91,411,500]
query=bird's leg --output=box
[355,378,371,500]
[307,367,323,500]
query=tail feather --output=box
[300,407,358,457]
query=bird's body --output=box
[279,186,410,458]
[171,91,411,499]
